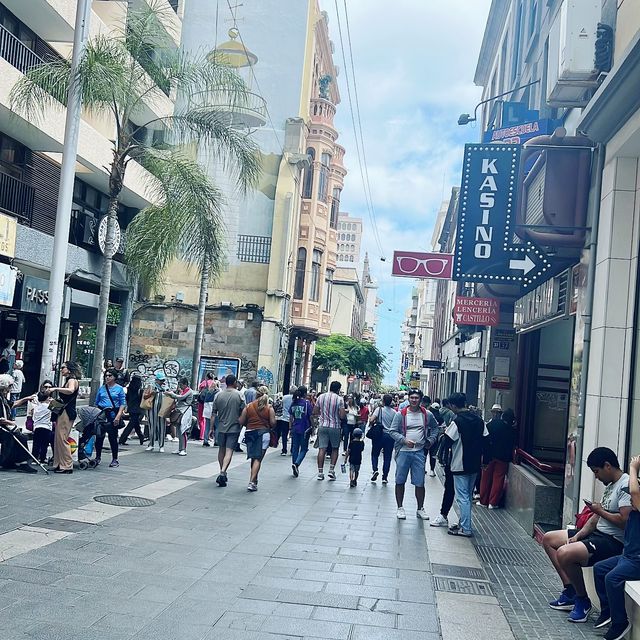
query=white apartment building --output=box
[336,212,362,266]
[0,0,167,391]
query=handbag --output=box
[366,422,383,440]
[49,397,66,418]
[158,395,175,418]
[140,390,154,411]
[25,416,34,432]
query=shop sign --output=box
[0,263,16,307]
[391,251,454,280]
[491,375,511,389]
[482,119,557,146]
[514,273,565,330]
[459,356,485,372]
[0,214,16,258]
[454,296,500,326]
[454,144,553,288]
[422,359,443,369]
[20,275,49,313]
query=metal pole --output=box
[39,0,92,384]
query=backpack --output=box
[575,505,594,529]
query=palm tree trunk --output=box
[191,262,209,388]
[90,155,125,400]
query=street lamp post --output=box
[457,80,540,127]
[39,0,92,384]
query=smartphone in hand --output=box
[583,499,593,506]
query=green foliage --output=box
[313,335,386,380]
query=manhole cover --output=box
[431,563,488,581]
[434,576,493,596]
[93,495,156,507]
[31,517,89,533]
[475,546,541,566]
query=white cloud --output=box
[322,0,492,383]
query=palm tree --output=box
[124,152,227,388]
[10,2,260,396]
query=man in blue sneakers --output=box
[543,447,632,623]
[591,454,640,640]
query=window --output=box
[237,235,272,263]
[303,148,315,199]
[294,247,307,299]
[528,1,538,39]
[512,2,524,83]
[349,255,354,262]
[323,269,334,312]
[310,249,322,301]
[317,153,330,202]
[330,187,341,229]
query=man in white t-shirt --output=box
[10,360,25,419]
[386,389,438,520]
[543,447,632,624]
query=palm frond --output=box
[125,150,227,293]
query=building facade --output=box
[336,212,362,266]
[429,0,640,535]
[0,0,168,392]
[130,0,346,392]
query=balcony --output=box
[0,171,34,223]
[194,89,267,129]
[310,98,336,127]
[0,24,44,75]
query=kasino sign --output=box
[454,296,500,327]
[454,144,553,288]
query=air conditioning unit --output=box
[546,0,600,107]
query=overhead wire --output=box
[332,0,385,260]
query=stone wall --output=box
[129,303,262,385]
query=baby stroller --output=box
[74,407,109,470]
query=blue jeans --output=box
[291,431,309,466]
[395,449,426,487]
[453,473,477,533]
[371,434,394,479]
[594,554,640,624]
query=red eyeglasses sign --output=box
[391,251,454,280]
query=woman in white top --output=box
[30,383,54,463]
[343,395,359,454]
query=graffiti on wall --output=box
[128,351,192,390]
[257,366,273,387]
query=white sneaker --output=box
[488,504,498,509]
[428,470,436,477]
[178,451,187,456]
[396,507,406,520]
[172,450,180,455]
[159,447,164,453]
[145,445,153,451]
[430,514,449,527]
[416,509,430,520]
[317,473,324,480]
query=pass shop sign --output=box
[454,296,500,327]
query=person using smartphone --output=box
[542,447,632,624]
[591,455,640,640]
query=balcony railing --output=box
[0,171,34,223]
[194,89,267,129]
[0,24,44,74]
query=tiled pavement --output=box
[0,442,606,639]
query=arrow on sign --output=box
[454,144,554,288]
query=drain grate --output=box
[434,576,494,596]
[30,517,89,533]
[431,563,488,581]
[93,495,156,507]
[475,545,542,566]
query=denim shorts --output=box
[245,429,269,460]
[395,449,426,487]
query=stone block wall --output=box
[129,303,262,385]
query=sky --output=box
[322,0,492,384]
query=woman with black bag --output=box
[94,368,126,468]
[49,361,81,474]
[367,394,396,484]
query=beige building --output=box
[336,212,362,266]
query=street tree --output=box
[10,3,260,395]
[313,334,386,386]
[124,153,228,387]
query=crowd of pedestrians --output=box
[2,360,640,640]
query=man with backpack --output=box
[386,388,439,520]
[443,392,488,537]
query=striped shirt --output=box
[316,391,344,429]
